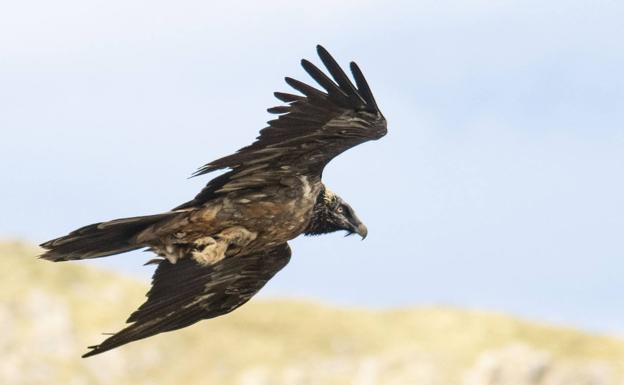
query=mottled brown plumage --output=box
[40,45,386,357]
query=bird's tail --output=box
[39,213,176,262]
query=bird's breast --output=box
[232,176,321,245]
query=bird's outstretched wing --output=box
[82,243,291,357]
[177,45,386,208]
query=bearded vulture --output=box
[40,45,387,357]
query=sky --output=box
[1,0,623,334]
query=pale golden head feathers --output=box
[323,188,337,205]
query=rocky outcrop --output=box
[463,344,617,385]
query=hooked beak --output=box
[355,223,368,240]
[341,204,367,239]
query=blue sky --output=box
[1,0,623,333]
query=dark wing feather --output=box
[176,45,386,209]
[82,243,291,357]
[315,45,366,107]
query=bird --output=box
[39,45,387,357]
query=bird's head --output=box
[304,187,368,239]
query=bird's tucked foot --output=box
[191,226,257,266]
[191,236,225,265]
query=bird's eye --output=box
[337,206,344,213]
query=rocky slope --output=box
[1,240,623,385]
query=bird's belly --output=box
[147,178,320,264]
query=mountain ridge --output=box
[1,239,623,385]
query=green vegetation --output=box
[1,240,623,385]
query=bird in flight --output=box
[40,45,387,357]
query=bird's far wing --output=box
[177,45,386,208]
[82,243,291,357]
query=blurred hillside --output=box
[1,240,623,385]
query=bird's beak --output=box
[344,207,367,239]
[356,223,368,240]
